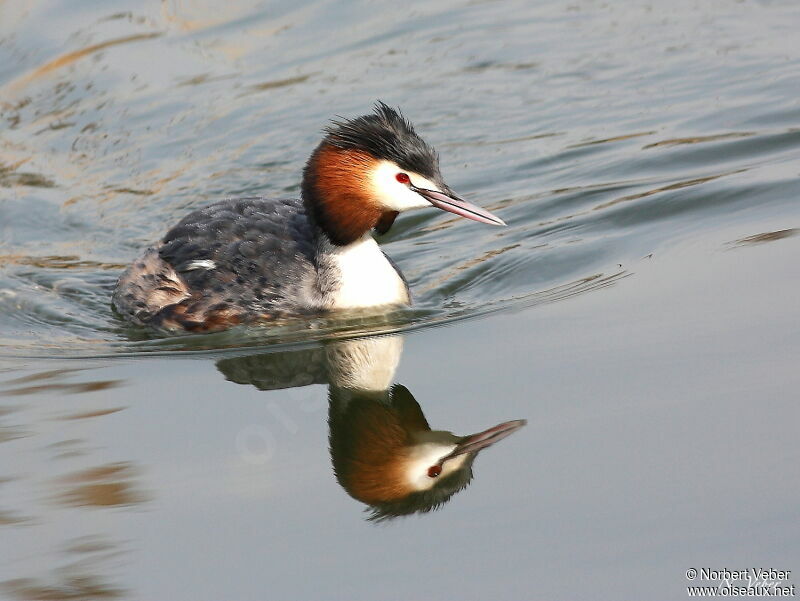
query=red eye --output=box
[396,173,410,184]
[427,465,442,478]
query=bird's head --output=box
[302,102,505,245]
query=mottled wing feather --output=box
[112,197,319,330]
[111,248,192,326]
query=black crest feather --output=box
[324,101,441,180]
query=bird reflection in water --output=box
[216,335,525,521]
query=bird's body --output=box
[112,103,504,331]
[112,197,409,330]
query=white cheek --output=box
[405,442,469,491]
[370,160,437,212]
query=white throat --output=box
[322,235,409,310]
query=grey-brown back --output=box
[112,197,321,330]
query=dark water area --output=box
[1,1,799,599]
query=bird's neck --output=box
[317,234,409,309]
[301,143,398,246]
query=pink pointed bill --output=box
[414,187,506,226]
[446,419,527,459]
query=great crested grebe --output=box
[216,335,527,521]
[112,102,504,331]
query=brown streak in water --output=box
[104,187,154,196]
[567,131,657,149]
[643,132,754,149]
[727,228,798,247]
[0,255,127,270]
[56,462,145,508]
[441,131,563,148]
[455,244,520,272]
[3,369,82,385]
[1,403,25,443]
[0,427,28,443]
[177,73,232,87]
[58,407,125,421]
[0,510,32,526]
[530,169,746,231]
[0,380,123,397]
[0,162,56,188]
[53,451,87,460]
[64,537,115,555]
[3,33,163,98]
[420,244,520,293]
[592,170,745,212]
[2,576,124,600]
[246,73,314,93]
[47,439,84,449]
[62,166,186,207]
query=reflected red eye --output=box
[427,465,442,478]
[396,173,410,184]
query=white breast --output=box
[326,335,404,391]
[324,235,409,310]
